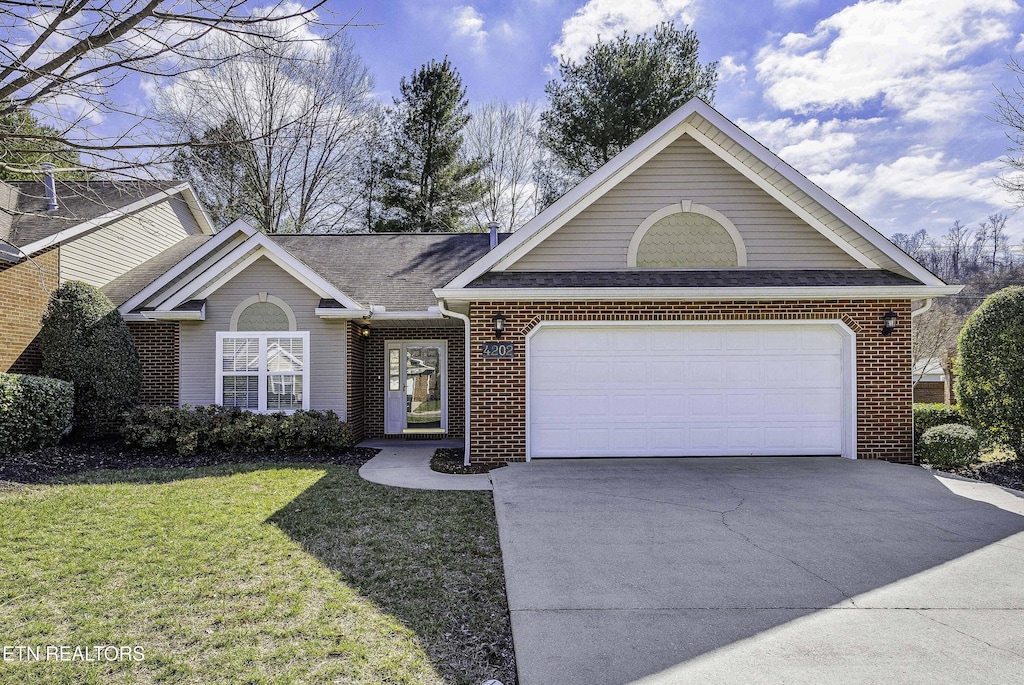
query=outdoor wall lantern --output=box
[360,327,371,337]
[881,310,898,336]
[493,313,507,338]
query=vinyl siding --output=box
[60,196,201,287]
[178,256,347,416]
[509,134,864,271]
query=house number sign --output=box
[481,342,515,358]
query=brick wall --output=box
[0,247,59,374]
[362,325,465,439]
[126,321,179,406]
[467,299,913,464]
[346,321,367,441]
[913,381,946,404]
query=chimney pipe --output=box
[40,162,57,210]
[488,221,500,250]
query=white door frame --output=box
[524,320,857,460]
[384,339,449,434]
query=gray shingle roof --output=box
[8,179,183,247]
[102,234,212,306]
[269,233,492,310]
[468,269,924,289]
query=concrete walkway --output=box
[491,457,1024,685]
[357,439,492,491]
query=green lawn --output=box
[0,464,514,684]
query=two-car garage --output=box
[527,322,855,459]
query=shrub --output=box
[39,281,140,437]
[0,374,74,455]
[121,406,353,456]
[918,423,981,469]
[955,286,1024,460]
[913,403,967,443]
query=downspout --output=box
[437,299,471,466]
[910,298,933,318]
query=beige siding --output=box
[60,196,201,287]
[510,135,864,271]
[179,256,347,416]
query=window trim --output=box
[215,331,310,412]
[626,201,748,268]
[229,294,297,332]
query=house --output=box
[912,357,949,404]
[0,174,214,393]
[18,99,962,464]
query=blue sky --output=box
[341,0,1024,242]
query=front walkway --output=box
[357,439,492,491]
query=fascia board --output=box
[141,304,205,321]
[19,183,192,255]
[314,308,371,318]
[433,284,964,302]
[177,184,217,235]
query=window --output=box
[216,332,309,412]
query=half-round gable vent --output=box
[236,301,291,331]
[637,212,737,268]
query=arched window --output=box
[229,294,296,332]
[627,202,747,268]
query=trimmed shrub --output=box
[0,374,74,455]
[39,281,140,437]
[913,403,967,443]
[955,286,1024,459]
[918,423,981,469]
[120,406,353,456]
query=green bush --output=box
[0,374,74,455]
[918,423,981,469]
[39,281,140,437]
[955,286,1024,460]
[121,406,353,456]
[913,403,967,443]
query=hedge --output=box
[0,374,74,455]
[913,403,967,443]
[121,406,354,456]
[918,423,981,469]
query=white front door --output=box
[385,341,448,434]
[527,322,854,458]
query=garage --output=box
[527,322,855,459]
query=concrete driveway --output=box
[490,458,1024,684]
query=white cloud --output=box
[754,0,1018,121]
[774,0,816,8]
[451,5,488,53]
[718,55,747,83]
[552,0,696,62]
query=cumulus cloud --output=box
[774,0,816,7]
[451,5,488,52]
[718,55,747,83]
[754,0,1018,121]
[741,116,877,174]
[551,0,696,63]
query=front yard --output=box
[0,456,514,684]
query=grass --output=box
[0,463,514,684]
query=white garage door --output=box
[528,323,851,458]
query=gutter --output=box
[434,284,965,302]
[437,299,471,466]
[910,298,934,317]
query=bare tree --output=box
[0,0,364,177]
[891,228,929,261]
[995,56,1024,203]
[464,100,543,231]
[912,302,965,388]
[942,220,973,280]
[155,30,374,232]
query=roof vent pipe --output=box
[488,221,500,250]
[40,162,57,210]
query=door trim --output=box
[384,340,449,435]
[524,320,857,461]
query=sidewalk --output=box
[357,439,492,491]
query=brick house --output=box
[5,100,961,463]
[0,176,214,397]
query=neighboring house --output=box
[912,357,948,404]
[34,99,963,464]
[0,175,215,396]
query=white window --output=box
[216,332,310,412]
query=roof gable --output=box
[445,99,946,289]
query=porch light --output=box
[493,313,507,338]
[881,310,898,336]
[360,327,370,337]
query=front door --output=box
[385,341,448,434]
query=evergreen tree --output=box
[0,108,85,180]
[542,22,717,178]
[379,58,484,232]
[171,117,255,228]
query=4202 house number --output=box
[481,342,515,358]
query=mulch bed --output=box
[430,448,503,475]
[0,439,379,485]
[940,458,1024,492]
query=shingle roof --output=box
[468,269,924,289]
[101,234,212,306]
[8,179,184,247]
[269,233,493,310]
